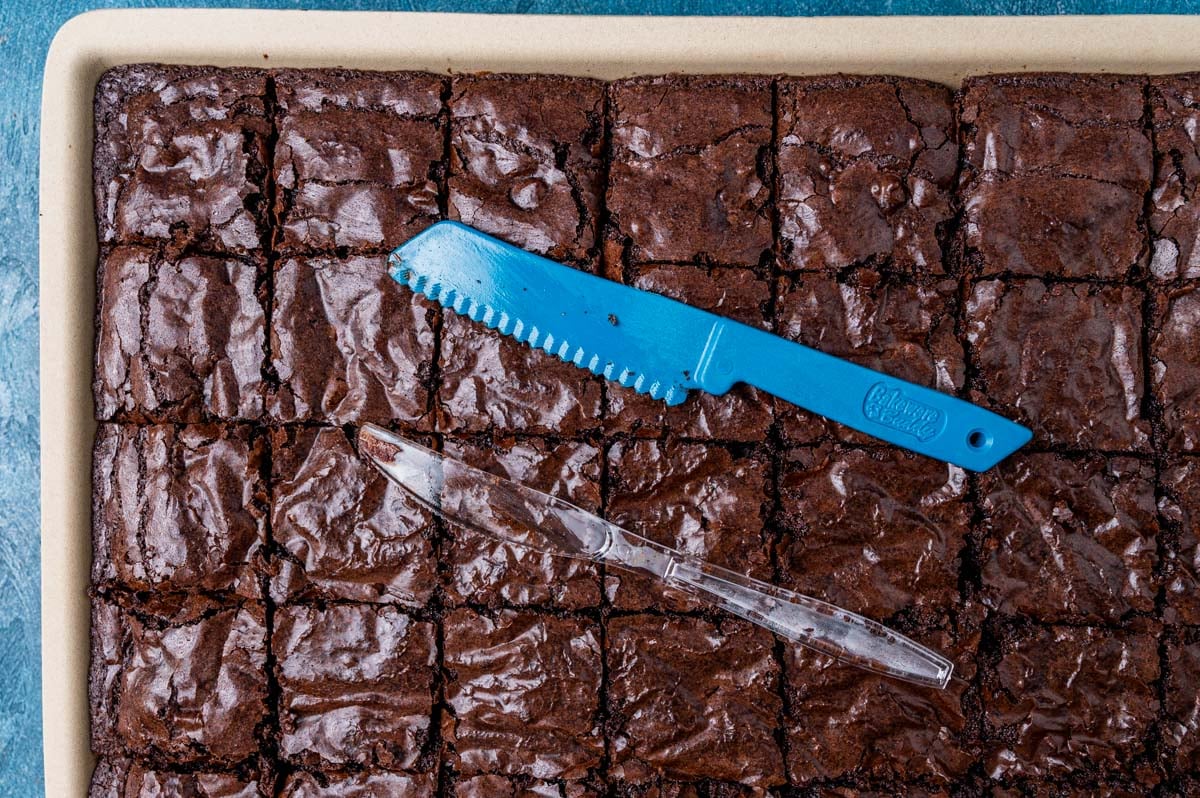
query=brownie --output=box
[773,270,963,444]
[959,74,1151,280]
[93,65,270,255]
[611,785,761,798]
[449,74,605,262]
[607,75,772,267]
[1161,458,1200,624]
[978,452,1158,623]
[966,279,1150,451]
[605,439,772,611]
[777,445,969,620]
[605,264,773,442]
[982,622,1160,778]
[269,253,437,425]
[436,309,603,436]
[783,614,981,783]
[443,609,603,779]
[454,775,599,797]
[90,65,1200,794]
[92,424,265,602]
[1151,283,1200,452]
[815,790,949,798]
[1164,632,1200,772]
[88,757,261,798]
[269,426,437,606]
[777,76,956,274]
[273,69,443,253]
[1150,75,1200,280]
[607,615,784,789]
[94,245,266,422]
[441,436,602,609]
[89,598,268,765]
[273,603,436,770]
[990,782,1146,798]
[279,770,436,797]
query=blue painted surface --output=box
[1,1,1195,795]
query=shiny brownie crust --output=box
[93,65,271,256]
[91,424,267,602]
[958,73,1151,280]
[90,67,1199,796]
[777,75,957,275]
[272,69,443,254]
[93,245,267,423]
[607,75,773,268]
[89,598,269,767]
[448,73,605,263]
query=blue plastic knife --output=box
[388,221,1031,471]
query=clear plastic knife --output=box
[357,423,954,689]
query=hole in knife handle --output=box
[966,428,991,450]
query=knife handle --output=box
[666,558,953,689]
[698,322,1030,471]
[601,528,953,688]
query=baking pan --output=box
[39,9,1200,796]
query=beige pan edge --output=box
[41,8,1200,796]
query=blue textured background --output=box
[3,1,1197,795]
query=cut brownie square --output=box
[608,76,772,267]
[1162,458,1200,624]
[966,279,1150,451]
[88,757,262,798]
[280,770,437,797]
[93,65,269,255]
[92,424,265,600]
[436,310,602,436]
[269,253,436,425]
[273,69,443,253]
[982,621,1160,778]
[443,609,603,779]
[269,426,436,607]
[273,603,436,770]
[607,615,784,789]
[89,598,268,766]
[1164,631,1200,772]
[441,436,602,609]
[978,452,1158,623]
[776,76,956,274]
[1151,283,1200,452]
[449,74,605,262]
[773,270,963,445]
[961,74,1149,186]
[783,613,980,783]
[94,245,265,422]
[605,264,773,442]
[605,439,772,611]
[959,74,1150,280]
[1150,75,1200,281]
[454,775,599,797]
[777,445,969,621]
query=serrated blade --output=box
[389,221,717,405]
